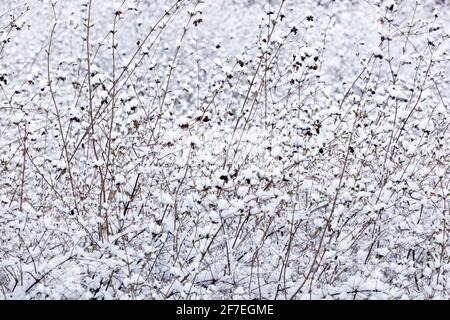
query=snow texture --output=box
[0,0,449,300]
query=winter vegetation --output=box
[0,0,449,300]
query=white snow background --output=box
[0,0,449,299]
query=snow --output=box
[0,0,449,300]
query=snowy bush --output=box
[0,0,449,299]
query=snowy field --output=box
[0,0,449,299]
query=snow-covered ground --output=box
[0,0,449,299]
